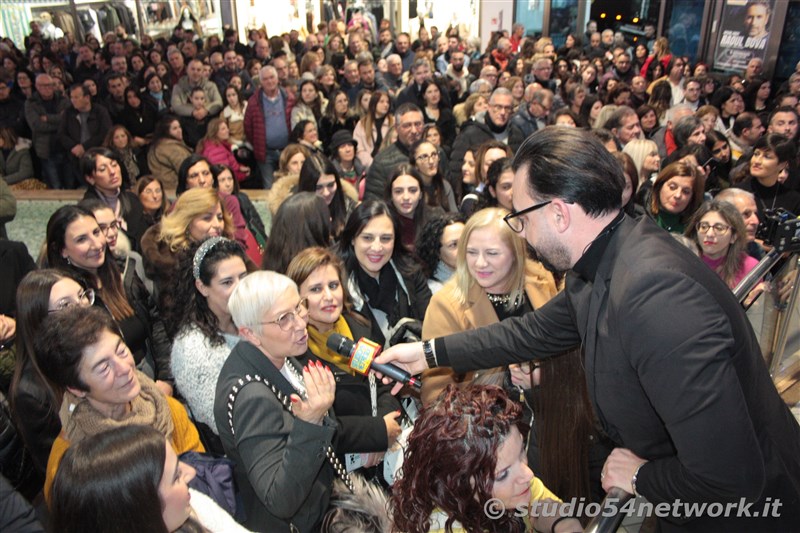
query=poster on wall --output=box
[714,0,774,72]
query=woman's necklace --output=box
[757,180,780,211]
[487,292,523,308]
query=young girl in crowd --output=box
[213,164,267,251]
[384,165,436,252]
[222,85,248,148]
[484,158,514,211]
[410,140,457,212]
[297,154,356,240]
[353,90,393,169]
[10,271,90,477]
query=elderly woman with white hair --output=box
[213,271,344,532]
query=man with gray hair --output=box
[378,54,404,99]
[448,88,514,195]
[651,103,694,158]
[171,58,223,118]
[244,65,296,188]
[715,188,762,258]
[509,88,553,152]
[25,73,69,188]
[479,64,499,89]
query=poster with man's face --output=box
[715,0,774,71]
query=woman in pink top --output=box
[685,200,758,290]
[197,118,251,183]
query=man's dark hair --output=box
[105,72,127,88]
[732,112,758,137]
[69,83,88,98]
[512,128,624,216]
[768,105,799,126]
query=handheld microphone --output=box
[326,333,422,390]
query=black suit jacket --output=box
[437,215,800,532]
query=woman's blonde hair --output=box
[622,138,659,185]
[449,208,527,308]
[159,188,233,252]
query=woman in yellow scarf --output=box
[287,247,402,476]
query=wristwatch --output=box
[422,340,437,369]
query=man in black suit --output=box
[377,128,800,532]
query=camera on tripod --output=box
[757,208,800,253]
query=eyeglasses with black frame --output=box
[257,298,309,331]
[503,200,553,233]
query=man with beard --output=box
[375,127,800,533]
[444,50,473,103]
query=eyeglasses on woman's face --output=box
[49,288,95,313]
[258,298,309,331]
[695,221,731,235]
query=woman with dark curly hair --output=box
[170,238,249,444]
[391,385,579,533]
[416,213,465,293]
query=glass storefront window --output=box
[663,0,704,64]
[548,0,580,48]
[775,2,800,80]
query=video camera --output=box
[757,208,800,253]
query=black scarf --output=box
[485,113,506,134]
[356,264,399,321]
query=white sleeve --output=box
[189,489,252,532]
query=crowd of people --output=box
[1,10,799,533]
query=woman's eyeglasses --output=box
[415,152,439,163]
[695,222,731,235]
[259,298,309,331]
[49,288,95,313]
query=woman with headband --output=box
[169,237,249,450]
